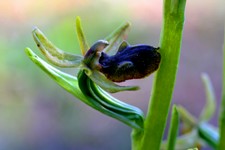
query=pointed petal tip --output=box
[126,22,131,27]
[76,16,81,20]
[24,47,36,58]
[24,47,32,56]
[32,26,41,34]
[75,16,81,25]
[32,26,38,31]
[129,85,140,91]
[32,27,43,37]
[109,85,139,93]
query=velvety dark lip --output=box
[98,43,161,82]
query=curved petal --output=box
[25,47,90,103]
[32,27,83,67]
[104,22,130,55]
[88,69,139,93]
[199,73,216,122]
[75,17,90,55]
[78,70,144,129]
[25,47,144,129]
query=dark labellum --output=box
[98,41,161,82]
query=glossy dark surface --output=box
[99,43,161,82]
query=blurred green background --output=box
[0,0,224,149]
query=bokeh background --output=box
[0,0,224,149]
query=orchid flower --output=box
[25,17,160,130]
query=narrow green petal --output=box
[199,73,216,122]
[75,16,89,55]
[176,106,197,127]
[88,70,139,93]
[32,27,83,68]
[104,22,130,55]
[174,130,199,149]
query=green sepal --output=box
[78,70,144,129]
[88,69,139,93]
[199,73,216,122]
[104,22,130,55]
[117,41,129,53]
[75,16,90,55]
[32,27,83,68]
[25,47,144,130]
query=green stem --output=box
[218,23,225,150]
[132,0,187,149]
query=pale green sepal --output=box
[199,73,216,122]
[25,47,144,130]
[104,22,130,55]
[25,47,90,104]
[88,70,139,93]
[32,27,83,68]
[75,16,90,55]
[117,40,129,53]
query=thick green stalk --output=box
[218,24,225,150]
[132,0,187,149]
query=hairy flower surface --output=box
[98,41,161,82]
